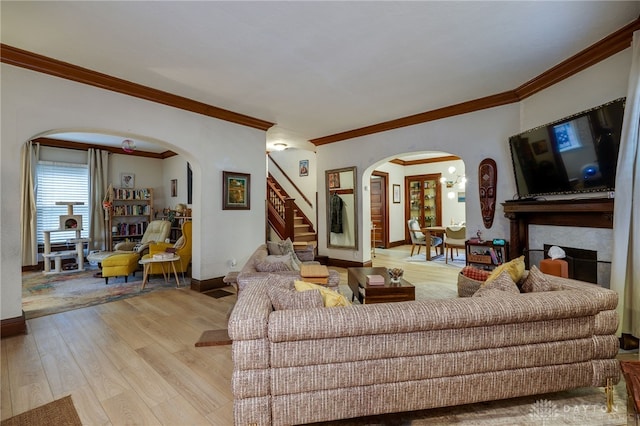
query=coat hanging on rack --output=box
[330,192,344,233]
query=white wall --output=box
[160,155,191,212]
[316,47,633,264]
[1,64,266,320]
[317,105,520,263]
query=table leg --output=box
[171,261,181,288]
[425,231,432,260]
[141,263,150,290]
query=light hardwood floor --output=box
[2,245,636,425]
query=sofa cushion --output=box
[521,265,561,293]
[294,280,351,307]
[267,286,324,310]
[473,271,520,297]
[486,255,525,283]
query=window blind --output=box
[36,161,89,244]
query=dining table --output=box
[421,226,446,260]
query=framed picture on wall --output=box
[120,173,135,188]
[223,171,250,210]
[171,179,177,197]
[299,160,309,177]
[393,184,401,203]
[328,172,340,189]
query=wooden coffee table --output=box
[347,267,415,304]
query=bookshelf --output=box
[465,239,509,271]
[109,188,153,249]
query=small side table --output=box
[139,255,181,290]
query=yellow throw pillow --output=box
[485,255,525,284]
[294,280,351,307]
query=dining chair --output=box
[444,226,466,263]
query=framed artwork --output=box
[223,171,250,210]
[393,184,401,203]
[299,160,309,177]
[171,179,177,197]
[458,191,466,203]
[328,172,340,189]
[120,173,135,188]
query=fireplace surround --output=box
[502,198,614,286]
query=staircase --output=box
[267,174,316,246]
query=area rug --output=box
[203,289,234,299]
[22,266,178,319]
[195,329,232,347]
[1,395,82,426]
[404,252,466,267]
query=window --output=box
[36,161,89,244]
[553,122,583,153]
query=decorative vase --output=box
[388,268,404,284]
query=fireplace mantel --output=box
[502,198,614,261]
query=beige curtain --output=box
[20,141,40,266]
[610,30,640,338]
[88,148,110,251]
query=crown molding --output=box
[2,17,638,146]
[33,137,176,159]
[390,155,461,166]
[311,91,519,146]
[0,44,274,132]
[311,17,640,146]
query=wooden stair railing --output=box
[267,175,316,243]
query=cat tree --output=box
[42,202,90,274]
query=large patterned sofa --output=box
[228,271,620,425]
[236,243,340,294]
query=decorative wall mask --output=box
[479,158,497,228]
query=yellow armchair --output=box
[143,221,192,275]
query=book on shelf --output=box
[366,274,385,285]
[489,248,499,265]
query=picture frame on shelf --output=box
[393,184,401,203]
[223,171,250,210]
[120,172,135,188]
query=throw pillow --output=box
[255,255,293,272]
[267,241,284,255]
[294,280,351,307]
[521,265,561,293]
[255,261,291,272]
[485,255,526,284]
[461,265,490,282]
[173,236,186,250]
[473,271,520,297]
[278,238,303,269]
[267,286,324,310]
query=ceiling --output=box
[2,1,639,155]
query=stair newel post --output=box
[284,197,296,241]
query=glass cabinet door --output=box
[409,180,422,221]
[423,178,438,226]
[405,174,442,231]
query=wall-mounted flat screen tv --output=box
[508,97,625,199]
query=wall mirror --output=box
[326,166,358,249]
